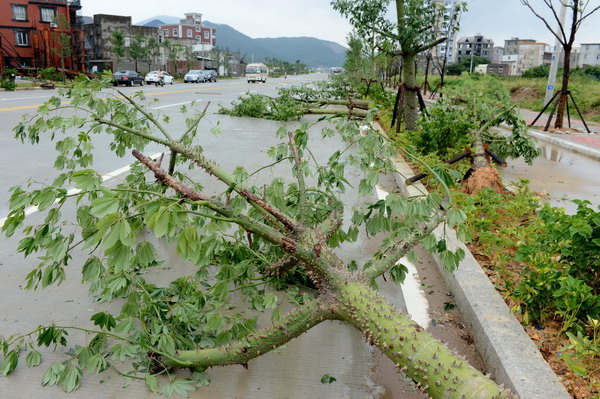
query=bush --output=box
[522,64,550,78]
[39,67,60,81]
[1,79,16,91]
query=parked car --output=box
[184,70,203,83]
[202,69,218,83]
[113,70,144,86]
[145,71,174,85]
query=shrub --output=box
[39,67,59,81]
[1,79,16,91]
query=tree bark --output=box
[555,45,571,129]
[402,52,419,131]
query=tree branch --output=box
[521,0,567,46]
[287,131,309,216]
[415,36,447,54]
[115,89,175,142]
[364,210,445,281]
[162,300,333,369]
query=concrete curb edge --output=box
[527,129,600,162]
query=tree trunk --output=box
[402,52,419,131]
[555,46,571,129]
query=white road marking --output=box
[375,185,431,329]
[0,152,163,226]
[151,101,194,110]
[0,94,54,101]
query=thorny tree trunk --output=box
[132,147,507,399]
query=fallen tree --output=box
[1,74,508,398]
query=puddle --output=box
[501,141,600,214]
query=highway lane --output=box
[0,75,314,215]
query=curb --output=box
[527,128,600,162]
[388,153,570,399]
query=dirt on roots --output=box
[462,167,504,194]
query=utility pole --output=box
[544,0,567,105]
[469,47,474,73]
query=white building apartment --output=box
[430,0,463,63]
[579,43,600,67]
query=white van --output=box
[245,63,269,83]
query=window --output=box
[195,25,201,32]
[173,29,178,36]
[15,31,29,46]
[40,7,56,23]
[187,29,192,38]
[204,31,209,39]
[163,29,169,36]
[499,67,505,73]
[124,36,131,47]
[12,5,27,21]
[196,35,201,43]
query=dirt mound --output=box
[463,167,504,194]
[510,86,540,103]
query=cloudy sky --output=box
[82,0,600,48]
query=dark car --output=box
[113,70,144,87]
[203,69,217,83]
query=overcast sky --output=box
[82,0,600,48]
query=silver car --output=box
[184,70,203,83]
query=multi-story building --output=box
[501,54,519,76]
[83,14,161,72]
[455,34,494,62]
[504,37,536,55]
[430,0,463,63]
[0,0,85,73]
[160,13,216,51]
[491,47,505,64]
[516,42,552,75]
[579,43,600,67]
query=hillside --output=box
[134,16,346,67]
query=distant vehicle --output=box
[184,70,203,83]
[202,69,218,83]
[245,63,268,83]
[113,70,144,87]
[330,67,343,74]
[145,71,174,85]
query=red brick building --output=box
[160,13,216,47]
[0,0,85,73]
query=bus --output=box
[245,63,269,83]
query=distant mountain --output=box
[135,15,180,26]
[134,16,346,67]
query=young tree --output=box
[521,0,600,129]
[0,75,507,398]
[110,30,126,67]
[128,34,147,73]
[51,13,72,84]
[144,37,161,71]
[332,0,455,130]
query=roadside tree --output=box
[51,13,72,84]
[520,0,600,129]
[332,0,464,130]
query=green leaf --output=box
[145,374,160,393]
[90,196,120,218]
[389,264,408,284]
[320,373,336,384]
[0,350,18,376]
[58,362,81,393]
[70,170,101,191]
[42,362,65,386]
[91,312,116,331]
[25,350,42,367]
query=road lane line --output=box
[0,152,163,226]
[375,184,431,329]
[151,101,194,110]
